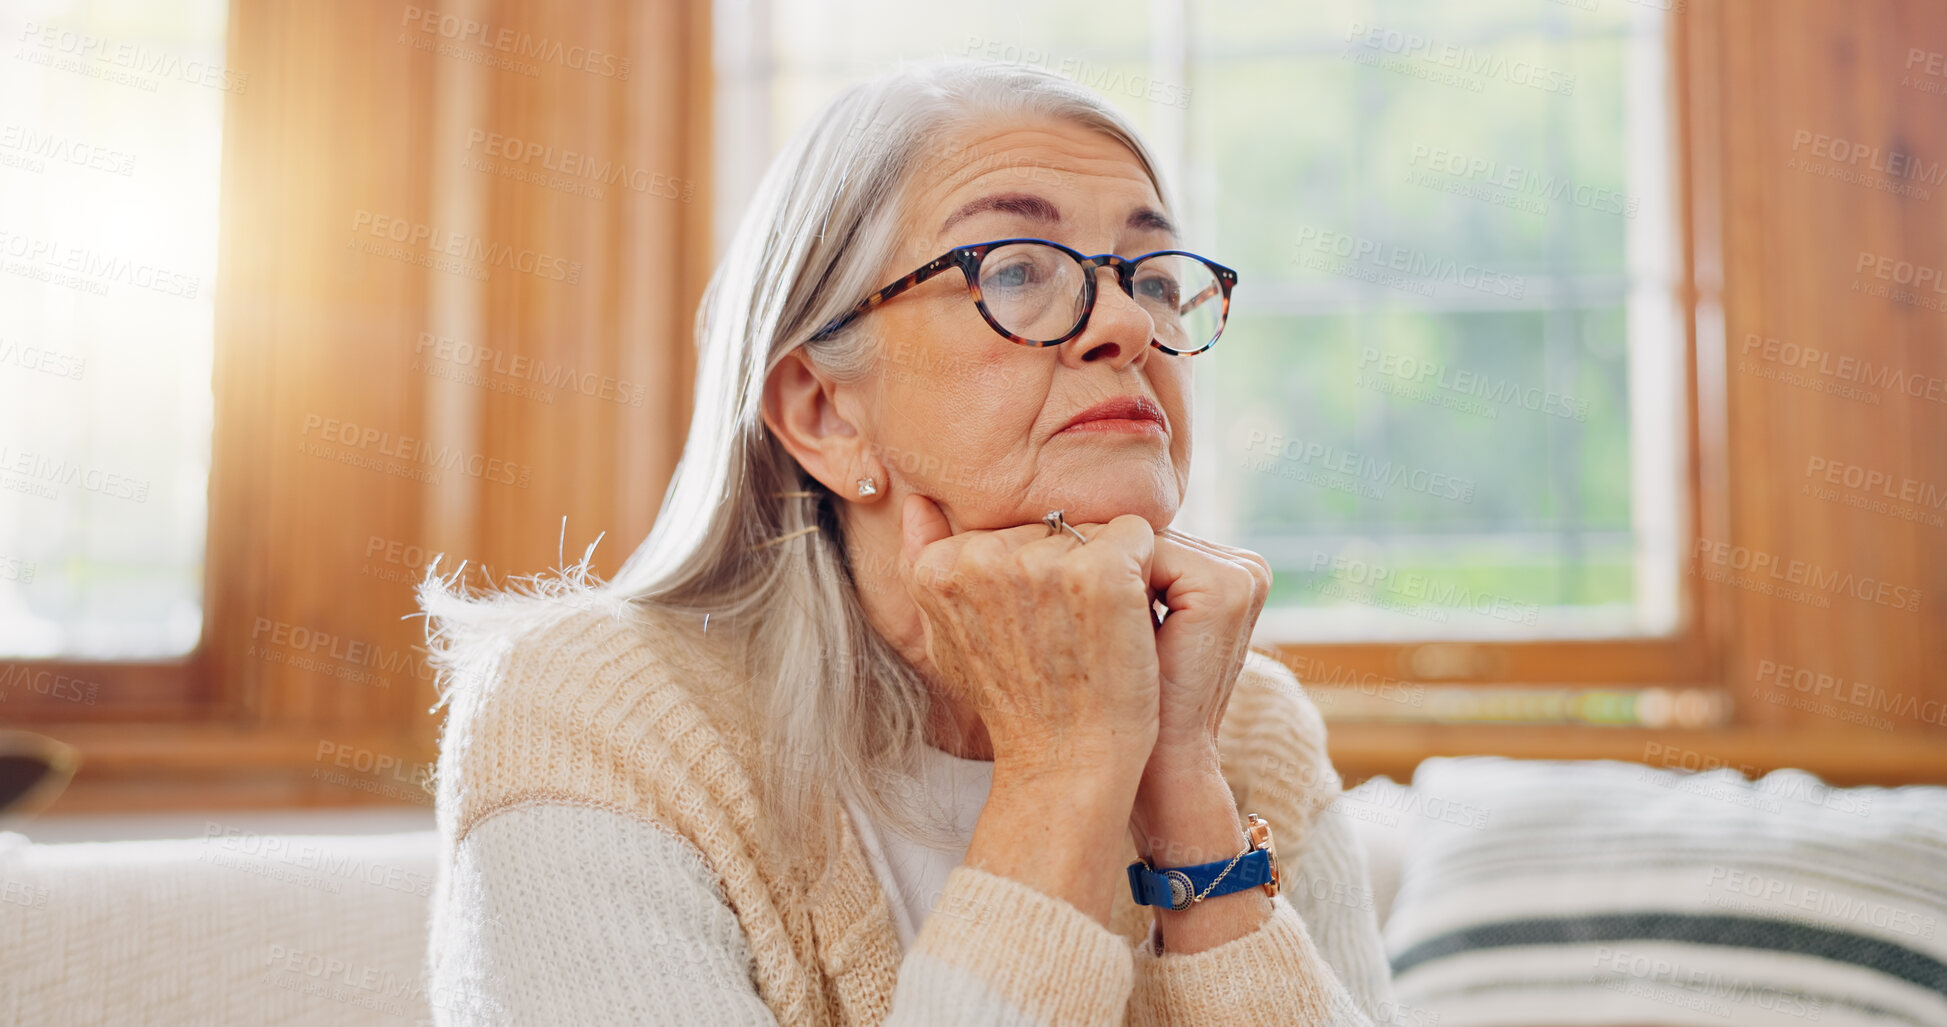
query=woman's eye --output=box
[1136,274,1180,307]
[987,261,1040,289]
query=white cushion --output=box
[1379,757,1947,1027]
[1338,775,1417,928]
[0,828,437,1025]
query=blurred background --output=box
[3,2,1945,1024]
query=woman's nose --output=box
[1059,262,1156,368]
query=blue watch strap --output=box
[1127,846,1273,910]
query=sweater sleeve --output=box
[891,863,1134,1024]
[430,800,1135,1027]
[1126,895,1373,1027]
[427,801,780,1025]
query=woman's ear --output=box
[760,349,885,501]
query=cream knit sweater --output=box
[425,601,1394,1026]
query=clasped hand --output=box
[895,494,1273,848]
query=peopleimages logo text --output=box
[399,7,630,79]
[1741,332,1947,405]
[1407,143,1637,217]
[298,414,533,488]
[463,130,689,201]
[349,210,580,284]
[1295,226,1526,298]
[1693,538,1921,612]
[1358,348,1588,421]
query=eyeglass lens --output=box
[975,242,1223,351]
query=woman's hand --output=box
[896,494,1162,776]
[1146,530,1272,757]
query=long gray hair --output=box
[418,58,1175,863]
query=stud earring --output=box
[856,477,878,498]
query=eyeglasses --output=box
[809,237,1239,356]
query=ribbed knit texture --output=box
[426,602,1392,1025]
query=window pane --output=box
[0,2,231,657]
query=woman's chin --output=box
[1018,490,1178,531]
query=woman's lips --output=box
[1056,396,1169,437]
[1056,418,1167,437]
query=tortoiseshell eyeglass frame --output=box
[806,237,1239,356]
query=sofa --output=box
[0,825,438,1025]
[5,758,1943,1026]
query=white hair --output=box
[417,57,1174,863]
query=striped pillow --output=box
[1375,756,1947,1026]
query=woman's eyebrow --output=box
[939,192,1061,233]
[1127,206,1177,237]
[938,193,1179,244]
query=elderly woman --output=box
[419,60,1394,1026]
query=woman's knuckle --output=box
[1059,562,1109,597]
[926,564,962,596]
[1205,562,1236,592]
[1239,563,1268,601]
[1015,545,1060,577]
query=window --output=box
[1188,4,1683,644]
[718,0,1686,646]
[0,1,233,658]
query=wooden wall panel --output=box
[1708,0,1947,735]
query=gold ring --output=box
[1042,510,1088,544]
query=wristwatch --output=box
[1127,813,1281,911]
